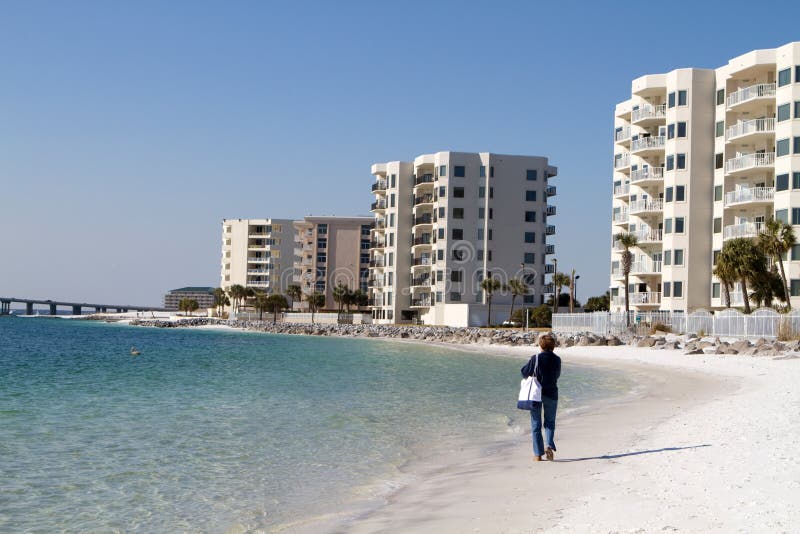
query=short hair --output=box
[539,334,556,351]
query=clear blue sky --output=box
[2,1,799,306]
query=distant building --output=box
[164,287,216,311]
[293,216,374,310]
[220,218,296,294]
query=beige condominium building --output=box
[220,218,296,294]
[293,216,374,310]
[370,151,558,326]
[611,41,800,312]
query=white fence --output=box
[552,308,800,339]
[232,311,372,324]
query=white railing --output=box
[630,166,664,183]
[631,260,662,274]
[632,104,666,122]
[546,205,557,216]
[631,136,665,152]
[723,221,764,240]
[247,269,270,274]
[727,83,776,109]
[725,152,775,174]
[248,281,269,287]
[613,183,630,196]
[726,118,775,140]
[612,292,661,306]
[629,198,663,214]
[724,186,775,206]
[614,126,631,142]
[546,185,557,196]
[612,210,629,223]
[614,153,630,169]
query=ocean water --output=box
[0,318,628,532]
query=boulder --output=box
[730,339,751,352]
[637,337,657,348]
[606,336,623,346]
[684,349,704,355]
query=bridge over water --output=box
[0,297,167,316]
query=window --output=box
[715,153,724,169]
[677,122,687,137]
[792,208,800,225]
[438,207,445,218]
[666,155,675,171]
[778,103,791,122]
[778,68,791,87]
[390,193,395,208]
[673,281,683,297]
[526,169,537,181]
[489,208,493,219]
[713,217,722,233]
[437,249,444,260]
[477,228,484,240]
[452,249,464,261]
[792,280,800,297]
[488,250,492,261]
[796,101,800,119]
[479,186,485,198]
[317,223,328,235]
[317,253,327,263]
[668,92,675,108]
[795,137,800,154]
[317,238,327,249]
[523,294,535,304]
[777,173,790,191]
[675,217,685,233]
[716,89,725,106]
[777,209,789,224]
[665,218,673,234]
[796,65,800,83]
[715,121,724,137]
[663,282,671,297]
[678,90,687,106]
[438,227,445,239]
[674,249,684,265]
[792,245,800,261]
[477,249,484,261]
[391,174,396,188]
[451,270,463,282]
[714,185,723,201]
[794,172,800,189]
[777,138,790,157]
[439,165,447,177]
[525,211,536,222]
[454,165,465,177]
[453,207,464,219]
[480,166,486,177]
[676,185,685,201]
[452,228,463,240]
[665,187,674,202]
[488,228,493,240]
[490,166,494,177]
[667,123,675,139]
[388,252,394,266]
[664,250,672,266]
[677,154,686,169]
[526,190,537,201]
[478,207,485,219]
[439,186,446,197]
[524,253,535,264]
[525,232,536,243]
[389,213,395,227]
[713,250,720,265]
[453,187,464,198]
[450,292,462,302]
[712,283,720,299]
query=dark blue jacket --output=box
[521,350,561,400]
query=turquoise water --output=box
[0,318,627,531]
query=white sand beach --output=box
[333,345,800,533]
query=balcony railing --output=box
[614,126,631,143]
[411,276,431,287]
[412,257,432,266]
[629,198,663,214]
[723,221,764,240]
[414,215,433,225]
[612,210,629,224]
[371,239,386,248]
[613,228,662,250]
[724,186,775,206]
[725,152,775,174]
[544,264,555,274]
[413,236,432,246]
[614,153,631,170]
[546,185,557,197]
[630,166,664,183]
[727,83,776,109]
[247,269,270,274]
[371,200,387,211]
[545,244,555,255]
[411,298,432,307]
[369,259,385,268]
[248,281,269,287]
[630,136,665,153]
[371,180,387,192]
[542,283,554,294]
[545,205,557,216]
[631,260,663,275]
[369,278,384,288]
[545,225,556,235]
[726,118,775,141]
[631,104,666,123]
[375,219,386,230]
[415,174,435,186]
[613,183,630,196]
[248,257,272,263]
[414,195,434,206]
[613,292,661,306]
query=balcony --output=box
[629,198,663,216]
[542,283,555,295]
[724,186,775,207]
[726,118,775,142]
[413,215,434,226]
[630,135,665,155]
[614,292,661,306]
[411,276,431,287]
[613,228,662,250]
[614,126,631,145]
[723,221,764,241]
[414,174,435,186]
[369,258,385,268]
[546,185,557,197]
[727,83,776,111]
[631,104,666,125]
[413,235,433,247]
[612,209,629,225]
[248,281,270,288]
[371,200,387,211]
[613,183,630,197]
[248,257,272,264]
[371,239,386,249]
[630,166,664,185]
[545,205,557,216]
[369,277,384,288]
[614,153,631,172]
[413,194,434,206]
[371,180,387,193]
[247,269,270,274]
[725,152,775,176]
[545,244,555,255]
[544,264,555,274]
[248,244,268,250]
[631,260,662,276]
[545,225,556,235]
[374,219,386,230]
[410,297,432,308]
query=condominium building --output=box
[293,216,374,310]
[610,42,800,312]
[164,287,216,311]
[370,151,557,326]
[220,218,296,294]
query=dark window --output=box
[777,138,790,157]
[525,211,536,222]
[715,153,724,169]
[777,174,790,191]
[712,283,720,299]
[676,185,685,201]
[714,185,722,201]
[796,65,800,83]
[453,187,464,198]
[439,165,446,177]
[526,190,537,201]
[665,218,673,234]
[524,253,535,264]
[480,166,486,177]
[778,103,791,122]
[479,186,485,198]
[794,172,800,189]
[666,155,675,171]
[668,92,675,108]
[438,227,445,239]
[663,282,671,297]
[665,187,674,202]
[674,281,683,297]
[716,89,725,106]
[677,122,687,137]
[490,166,494,178]
[450,292,461,301]
[777,209,789,224]
[454,165,466,177]
[664,250,671,266]
[678,90,687,106]
[526,169,537,181]
[674,249,684,265]
[453,207,464,219]
[792,245,800,261]
[478,207,485,219]
[524,232,535,243]
[489,208,493,219]
[451,270,462,282]
[792,280,800,297]
[713,218,722,233]
[667,123,675,139]
[452,249,464,261]
[439,186,446,197]
[796,101,800,119]
[794,137,800,154]
[712,250,720,266]
[779,68,791,87]
[451,228,463,240]
[676,153,686,169]
[792,208,800,226]
[715,121,724,137]
[675,217,685,233]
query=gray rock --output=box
[637,337,657,348]
[684,349,704,355]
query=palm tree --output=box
[266,294,289,324]
[615,233,639,326]
[286,284,302,311]
[306,292,325,324]
[213,287,229,317]
[759,218,796,309]
[228,284,246,314]
[503,278,528,323]
[749,265,785,308]
[713,258,737,309]
[480,275,502,326]
[721,238,764,314]
[332,283,349,319]
[252,290,270,321]
[551,272,570,313]
[178,298,199,317]
[351,289,369,310]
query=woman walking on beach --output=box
[521,333,561,461]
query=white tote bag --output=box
[517,354,542,410]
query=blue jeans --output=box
[530,395,557,457]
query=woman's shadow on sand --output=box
[555,444,710,462]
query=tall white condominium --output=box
[293,216,374,310]
[611,41,800,312]
[220,218,297,294]
[370,152,558,327]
